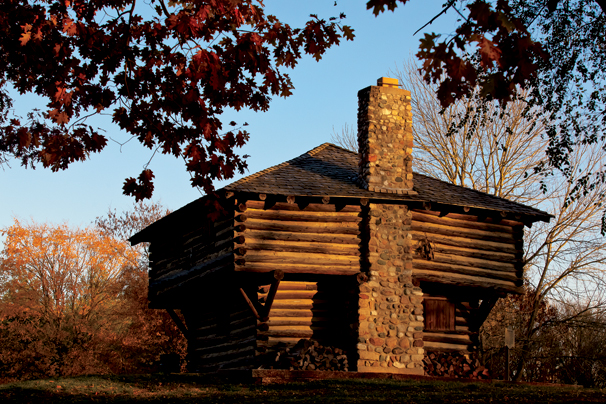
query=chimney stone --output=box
[357,77,416,195]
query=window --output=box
[424,299,455,331]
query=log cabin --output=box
[130,77,551,375]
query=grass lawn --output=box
[1,373,605,403]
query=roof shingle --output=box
[225,143,551,220]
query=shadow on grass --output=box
[1,374,605,403]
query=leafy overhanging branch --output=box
[0,0,354,200]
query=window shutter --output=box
[424,299,455,331]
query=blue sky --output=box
[1,1,458,233]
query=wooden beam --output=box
[246,208,361,222]
[245,230,360,245]
[166,309,189,339]
[247,200,361,213]
[239,288,264,321]
[243,241,359,256]
[411,231,520,255]
[412,210,515,233]
[235,262,359,275]
[245,219,360,235]
[262,269,284,317]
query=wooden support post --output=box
[166,309,189,339]
[262,269,284,317]
[239,287,263,320]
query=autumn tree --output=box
[367,0,606,231]
[94,201,187,373]
[0,0,353,200]
[0,220,138,381]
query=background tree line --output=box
[333,58,606,387]
[0,203,185,383]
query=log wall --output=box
[181,286,257,372]
[411,209,524,294]
[256,279,358,365]
[234,200,362,276]
[422,295,480,353]
[147,205,236,306]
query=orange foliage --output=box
[0,211,185,382]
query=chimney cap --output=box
[377,77,399,88]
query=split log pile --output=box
[423,351,491,379]
[258,339,349,371]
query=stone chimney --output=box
[356,78,425,375]
[357,77,416,195]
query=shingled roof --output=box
[225,143,551,221]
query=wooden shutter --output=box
[424,299,455,331]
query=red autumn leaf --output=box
[1,0,352,199]
[476,35,502,68]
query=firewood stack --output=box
[258,339,349,371]
[423,351,491,379]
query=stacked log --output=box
[234,201,362,276]
[183,299,257,372]
[258,339,349,371]
[256,280,318,350]
[148,207,235,304]
[423,351,491,379]
[411,209,524,294]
